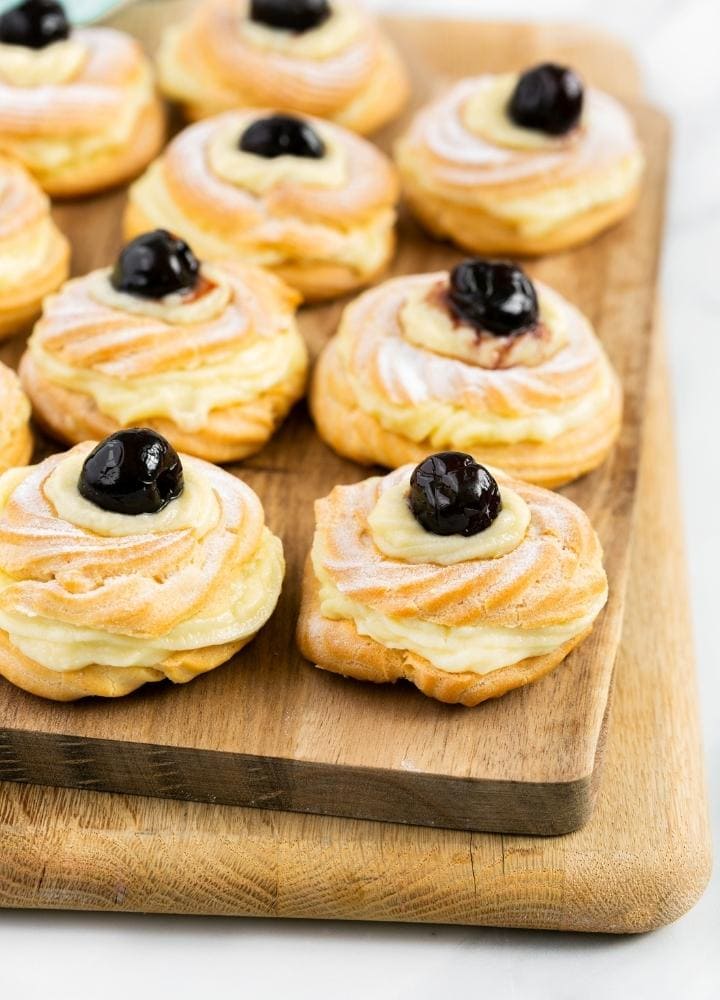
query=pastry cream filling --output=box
[312,542,603,675]
[44,453,220,539]
[0,374,30,454]
[1,67,155,172]
[400,281,568,369]
[88,266,231,325]
[0,528,283,670]
[483,153,644,236]
[0,217,54,290]
[29,319,307,432]
[368,478,530,565]
[0,457,284,670]
[130,162,394,273]
[462,73,584,152]
[0,37,86,86]
[209,120,348,193]
[239,0,362,58]
[340,336,616,446]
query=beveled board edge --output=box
[0,700,608,834]
[0,329,711,932]
[0,15,667,834]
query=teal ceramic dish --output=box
[0,0,130,23]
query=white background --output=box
[1,1,718,997]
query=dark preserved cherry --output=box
[239,114,326,159]
[249,0,331,33]
[508,63,583,136]
[408,452,502,537]
[78,429,184,515]
[0,0,69,49]
[447,259,538,336]
[111,230,200,300]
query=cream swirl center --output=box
[368,475,530,566]
[462,73,585,152]
[88,265,231,325]
[399,275,568,369]
[43,452,220,539]
[239,0,362,58]
[0,37,86,86]
[209,118,347,193]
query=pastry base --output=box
[0,231,70,341]
[297,559,592,707]
[0,421,33,475]
[123,202,395,304]
[0,628,255,702]
[19,351,307,464]
[310,338,623,488]
[162,31,408,137]
[30,99,166,199]
[400,174,643,257]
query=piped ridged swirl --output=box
[397,75,641,193]
[0,445,283,667]
[125,110,399,299]
[314,466,607,631]
[20,261,308,462]
[394,74,644,256]
[0,154,69,333]
[0,28,152,146]
[0,362,31,473]
[0,28,163,196]
[311,271,622,486]
[157,0,408,133]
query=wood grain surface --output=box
[0,324,710,932]
[0,12,668,836]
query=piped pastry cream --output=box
[156,0,409,134]
[0,361,32,474]
[0,36,85,86]
[20,230,309,463]
[311,260,622,487]
[208,117,347,193]
[0,0,165,197]
[297,453,608,706]
[0,431,284,700]
[124,110,399,301]
[367,476,530,566]
[395,64,645,256]
[0,154,69,338]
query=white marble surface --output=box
[1,2,718,997]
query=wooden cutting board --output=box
[0,11,670,838]
[0,323,710,933]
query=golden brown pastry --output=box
[20,230,308,463]
[0,0,164,197]
[0,361,32,473]
[0,429,284,701]
[298,452,608,706]
[124,110,399,301]
[395,64,645,256]
[311,260,622,488]
[157,0,408,134]
[0,154,69,338]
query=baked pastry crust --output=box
[297,467,608,706]
[0,362,32,474]
[395,75,644,256]
[157,0,408,134]
[0,444,284,700]
[0,28,165,197]
[299,559,592,706]
[124,110,399,301]
[20,261,308,463]
[0,156,69,338]
[311,272,622,488]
